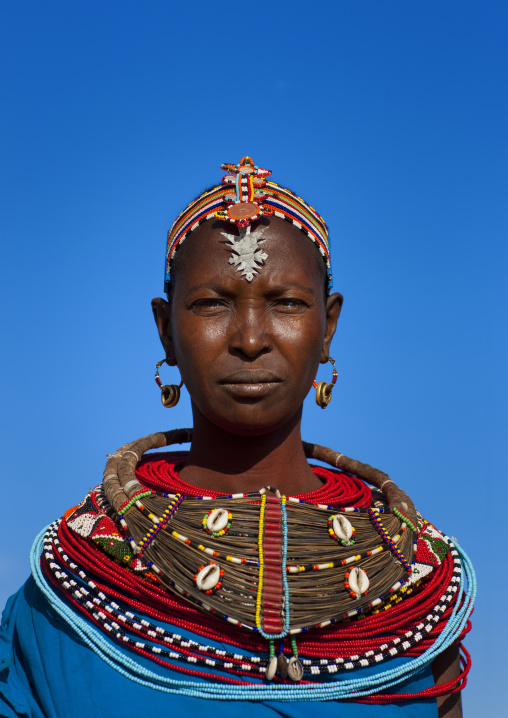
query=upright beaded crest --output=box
[216,156,272,227]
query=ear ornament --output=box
[154,359,184,408]
[313,355,338,409]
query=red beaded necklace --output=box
[134,452,373,506]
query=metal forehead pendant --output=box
[218,156,272,281]
[221,225,268,282]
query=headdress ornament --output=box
[164,156,332,292]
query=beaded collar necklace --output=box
[32,428,475,698]
[103,429,422,677]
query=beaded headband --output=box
[164,156,332,292]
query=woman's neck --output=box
[178,407,323,495]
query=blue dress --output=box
[0,578,438,718]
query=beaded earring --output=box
[313,355,338,409]
[154,359,184,408]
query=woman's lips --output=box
[220,371,282,384]
[219,372,282,399]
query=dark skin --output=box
[152,216,461,716]
[432,647,463,717]
[153,217,342,496]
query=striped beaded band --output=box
[164,156,331,293]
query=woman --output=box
[0,157,474,717]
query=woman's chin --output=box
[205,403,302,438]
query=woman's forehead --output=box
[174,216,325,291]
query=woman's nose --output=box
[229,307,270,359]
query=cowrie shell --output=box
[266,655,278,681]
[348,567,369,598]
[332,514,354,544]
[195,563,221,591]
[277,653,288,679]
[288,657,304,681]
[206,508,229,533]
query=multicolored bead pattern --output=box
[137,494,184,554]
[255,493,291,640]
[368,506,413,572]
[32,472,477,701]
[393,507,418,533]
[51,476,472,700]
[216,156,272,227]
[164,157,331,292]
[117,490,154,515]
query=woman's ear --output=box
[321,292,343,362]
[151,297,177,365]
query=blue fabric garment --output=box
[0,578,438,718]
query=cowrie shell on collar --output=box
[206,508,229,533]
[195,564,221,592]
[347,567,369,599]
[332,514,354,545]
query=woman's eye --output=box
[274,298,308,310]
[191,298,226,311]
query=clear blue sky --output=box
[1,1,506,713]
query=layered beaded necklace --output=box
[39,518,463,680]
[32,428,476,701]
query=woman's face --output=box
[154,217,342,436]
